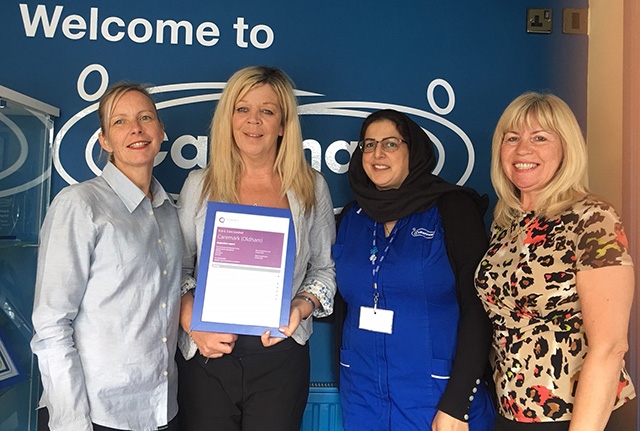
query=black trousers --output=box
[493,397,637,431]
[37,407,179,431]
[176,339,310,431]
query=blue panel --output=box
[309,322,337,386]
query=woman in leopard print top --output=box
[475,92,636,431]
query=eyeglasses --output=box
[358,137,407,153]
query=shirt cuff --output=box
[180,275,196,297]
[297,279,333,318]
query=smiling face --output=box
[232,84,284,161]
[361,119,410,190]
[98,90,164,178]
[500,117,564,210]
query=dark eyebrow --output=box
[365,136,400,141]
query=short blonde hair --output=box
[491,92,589,228]
[201,66,316,212]
[98,82,157,163]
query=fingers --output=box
[192,331,237,357]
[255,294,317,349]
[260,330,287,347]
[259,299,310,347]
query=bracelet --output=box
[293,294,317,313]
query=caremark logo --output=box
[411,228,436,240]
[1,66,476,198]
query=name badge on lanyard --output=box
[359,306,394,334]
[358,221,396,334]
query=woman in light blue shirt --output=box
[31,82,182,431]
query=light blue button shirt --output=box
[31,162,182,431]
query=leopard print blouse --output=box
[475,196,636,422]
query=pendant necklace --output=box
[509,213,535,239]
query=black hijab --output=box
[348,109,487,223]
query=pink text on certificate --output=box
[213,227,284,268]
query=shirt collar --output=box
[149,176,177,209]
[101,162,175,213]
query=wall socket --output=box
[527,8,552,34]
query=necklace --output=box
[383,221,396,237]
[509,213,535,239]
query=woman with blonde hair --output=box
[490,92,589,228]
[475,92,636,430]
[176,66,336,431]
[32,82,181,431]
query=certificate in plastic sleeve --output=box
[190,202,296,337]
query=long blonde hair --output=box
[200,66,316,212]
[491,92,589,228]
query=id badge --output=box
[359,306,394,334]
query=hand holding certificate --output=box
[190,202,296,338]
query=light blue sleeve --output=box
[30,188,94,431]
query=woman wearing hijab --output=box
[333,109,495,430]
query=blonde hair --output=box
[491,92,589,228]
[200,66,316,212]
[98,82,157,163]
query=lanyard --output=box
[370,221,397,310]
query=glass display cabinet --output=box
[0,85,59,431]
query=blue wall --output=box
[1,0,588,205]
[0,1,588,429]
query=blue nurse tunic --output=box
[333,204,494,431]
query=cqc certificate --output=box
[190,202,296,337]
